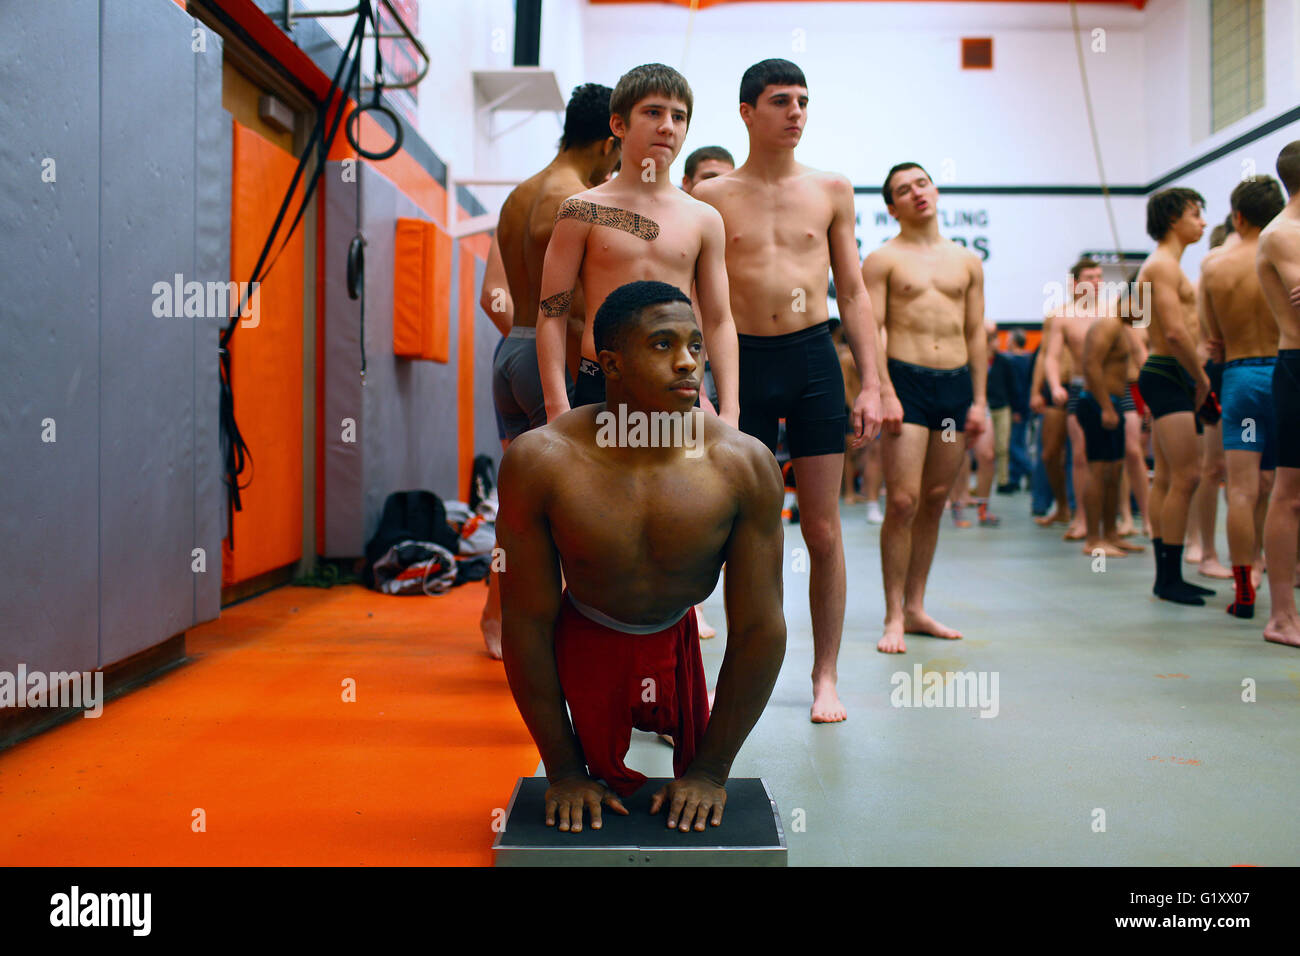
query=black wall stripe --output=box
[856,104,1300,198]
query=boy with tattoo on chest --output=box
[536,64,740,428]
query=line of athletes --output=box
[1029,169,1300,639]
[472,58,1300,833]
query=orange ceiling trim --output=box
[589,1,1148,9]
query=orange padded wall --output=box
[223,120,305,585]
[392,218,451,362]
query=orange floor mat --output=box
[0,583,536,866]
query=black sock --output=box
[1156,543,1207,605]
[1152,538,1166,591]
[1164,544,1186,584]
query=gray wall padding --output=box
[0,0,103,675]
[0,0,226,674]
[322,163,462,557]
[194,24,231,624]
[472,257,503,465]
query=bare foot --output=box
[811,680,847,722]
[1108,536,1145,553]
[1085,541,1128,557]
[657,733,675,747]
[842,493,866,504]
[1252,566,1263,589]
[1035,509,1070,527]
[707,689,715,711]
[1063,525,1086,541]
[1263,616,1300,648]
[481,621,503,660]
[1184,544,1203,564]
[695,605,717,639]
[903,610,963,640]
[877,621,907,654]
[1116,519,1135,536]
[1198,557,1233,579]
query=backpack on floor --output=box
[372,540,458,595]
[363,490,460,589]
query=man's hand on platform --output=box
[650,773,727,832]
[544,775,628,832]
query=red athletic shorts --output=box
[553,591,710,797]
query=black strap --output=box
[219,0,375,546]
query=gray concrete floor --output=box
[541,496,1300,865]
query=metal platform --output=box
[492,777,787,867]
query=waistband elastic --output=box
[737,320,832,350]
[1223,356,1277,369]
[507,326,536,340]
[566,590,690,635]
[887,356,968,378]
[1078,390,1124,403]
[1279,349,1300,359]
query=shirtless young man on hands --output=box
[1256,142,1300,647]
[693,59,883,722]
[535,64,740,428]
[499,281,785,832]
[862,163,987,654]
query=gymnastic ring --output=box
[346,101,403,161]
[347,235,365,300]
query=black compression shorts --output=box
[1075,391,1127,462]
[888,357,974,432]
[738,321,846,459]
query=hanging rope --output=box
[1069,0,1129,280]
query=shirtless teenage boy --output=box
[693,59,884,721]
[1256,142,1300,647]
[498,280,785,831]
[1080,310,1136,557]
[1201,176,1285,617]
[479,83,620,659]
[861,162,987,654]
[1044,259,1139,543]
[536,64,740,428]
[1135,187,1213,605]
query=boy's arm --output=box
[537,202,591,421]
[693,207,740,427]
[964,256,988,435]
[828,176,882,440]
[479,233,513,337]
[1198,264,1225,363]
[498,433,632,834]
[1150,261,1208,399]
[860,250,903,433]
[1043,310,1066,398]
[653,439,786,830]
[1083,319,1119,422]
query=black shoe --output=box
[996,483,1018,495]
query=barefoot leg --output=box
[794,453,850,722]
[880,425,930,656]
[901,429,967,641]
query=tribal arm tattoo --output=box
[540,290,573,316]
[557,198,660,241]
